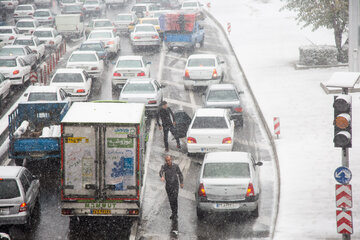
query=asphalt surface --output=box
[0,1,277,239]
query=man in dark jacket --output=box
[156,101,181,151]
[159,155,184,220]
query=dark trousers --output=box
[163,125,180,149]
[166,185,179,216]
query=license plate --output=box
[123,73,134,77]
[214,203,239,209]
[0,208,10,215]
[91,209,111,214]
[201,148,216,152]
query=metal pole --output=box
[342,148,349,168]
[349,0,360,72]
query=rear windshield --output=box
[16,5,32,10]
[62,0,76,3]
[116,15,132,21]
[16,22,35,28]
[141,19,158,25]
[203,163,250,178]
[80,43,103,51]
[13,39,34,46]
[0,59,17,67]
[0,48,25,56]
[28,92,58,101]
[52,73,84,83]
[183,2,197,7]
[207,89,239,102]
[0,179,21,199]
[123,83,154,93]
[69,53,97,62]
[63,5,82,11]
[85,0,98,4]
[33,31,52,38]
[191,116,228,129]
[135,25,155,32]
[34,11,50,17]
[131,6,146,12]
[88,32,112,39]
[0,29,12,34]
[188,58,215,67]
[94,21,112,28]
[116,60,142,68]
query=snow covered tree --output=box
[282,0,348,62]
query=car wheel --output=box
[251,206,259,218]
[196,207,205,220]
[184,85,190,91]
[15,159,24,166]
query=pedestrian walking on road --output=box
[156,101,181,152]
[159,155,184,220]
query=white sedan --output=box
[112,55,150,92]
[50,68,92,102]
[13,4,35,22]
[85,18,115,37]
[0,45,37,69]
[0,26,20,45]
[21,85,70,102]
[15,19,40,35]
[33,9,55,26]
[87,29,120,55]
[183,54,225,90]
[186,108,234,154]
[0,73,11,108]
[0,56,31,85]
[66,51,104,80]
[82,0,106,17]
[12,36,45,61]
[130,24,160,50]
[119,78,163,113]
[33,27,63,49]
[196,151,262,219]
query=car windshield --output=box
[88,32,112,39]
[0,179,20,199]
[80,43,103,51]
[116,60,142,68]
[33,31,52,38]
[94,21,112,27]
[116,15,132,21]
[0,29,12,34]
[34,11,50,17]
[85,0,98,4]
[13,39,34,46]
[63,5,81,11]
[16,5,32,10]
[16,22,35,28]
[191,116,228,129]
[28,92,58,101]
[183,2,197,7]
[69,53,97,62]
[0,59,17,67]
[188,58,215,67]
[141,19,158,25]
[123,83,155,93]
[52,73,84,83]
[135,25,155,32]
[62,0,75,3]
[203,162,250,178]
[0,48,25,56]
[207,89,239,102]
[132,6,146,12]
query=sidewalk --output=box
[207,0,360,239]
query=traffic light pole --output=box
[349,0,360,72]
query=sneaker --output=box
[165,148,169,152]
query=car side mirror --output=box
[105,45,110,49]
[255,162,263,166]
[220,60,225,64]
[238,90,244,94]
[160,84,166,88]
[147,61,151,65]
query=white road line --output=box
[3,158,12,166]
[129,219,138,240]
[189,90,196,108]
[162,80,184,89]
[163,66,184,73]
[165,54,187,61]
[157,42,166,82]
[164,98,201,109]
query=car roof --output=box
[17,19,37,22]
[72,50,97,55]
[195,108,227,117]
[55,68,84,73]
[117,13,132,16]
[127,78,154,84]
[26,85,60,93]
[140,17,158,21]
[90,29,113,33]
[117,55,142,61]
[35,9,51,11]
[189,54,216,59]
[17,4,34,7]
[34,27,54,31]
[0,56,19,60]
[204,152,251,164]
[15,36,35,40]
[135,24,155,27]
[93,19,112,22]
[82,40,103,44]
[133,3,148,7]
[208,84,237,91]
[0,166,24,178]
[2,45,26,49]
[0,26,16,29]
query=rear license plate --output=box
[214,203,239,209]
[0,208,10,215]
[201,148,216,152]
[91,209,111,214]
[123,73,134,77]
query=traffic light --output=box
[333,95,352,148]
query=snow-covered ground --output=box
[207,0,360,239]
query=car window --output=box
[13,39,34,46]
[16,5,33,10]
[116,14,132,21]
[16,21,35,28]
[183,2,197,7]
[207,89,239,102]
[52,73,84,83]
[80,43,103,51]
[0,74,5,83]
[0,29,12,34]
[132,6,146,12]
[34,38,41,45]
[188,58,215,67]
[34,11,50,17]
[149,5,160,11]
[203,162,250,178]
[88,31,112,39]
[0,179,21,199]
[94,21,112,28]
[135,25,155,32]
[33,31,52,38]
[0,59,17,67]
[69,53,98,62]
[85,0,98,4]
[28,92,58,101]
[20,173,30,193]
[18,58,25,66]
[122,83,155,93]
[0,47,25,56]
[116,60,142,68]
[23,169,34,183]
[191,116,228,129]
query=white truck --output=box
[60,102,146,220]
[55,14,84,39]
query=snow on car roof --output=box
[17,19,37,22]
[72,50,97,55]
[204,152,251,164]
[34,27,54,31]
[0,166,23,178]
[15,36,36,40]
[62,102,145,124]
[26,85,60,93]
[189,54,217,59]
[208,84,236,91]
[127,78,154,84]
[90,29,114,33]
[0,26,16,29]
[35,9,51,11]
[195,108,227,117]
[2,45,26,49]
[93,19,112,22]
[55,68,84,73]
[117,55,143,61]
[135,24,155,27]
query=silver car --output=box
[196,152,262,219]
[130,24,160,50]
[0,166,40,228]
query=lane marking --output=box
[165,54,187,62]
[164,98,201,109]
[189,90,196,108]
[162,80,184,88]
[164,66,184,73]
[157,42,166,82]
[129,219,138,240]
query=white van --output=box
[55,14,84,38]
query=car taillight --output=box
[234,107,243,113]
[91,67,98,70]
[212,69,218,79]
[133,36,141,40]
[137,71,145,76]
[184,69,190,79]
[8,2,12,5]
[82,8,86,10]
[107,41,114,45]
[28,13,33,15]
[148,100,157,104]
[19,202,27,212]
[164,36,167,41]
[187,137,196,144]
[32,50,37,53]
[30,30,34,34]
[96,7,100,10]
[152,35,159,39]
[198,183,206,197]
[61,208,73,215]
[48,17,53,20]
[113,72,121,77]
[0,178,3,181]
[13,70,19,75]
[13,13,18,16]
[77,89,85,93]
[49,40,54,45]
[222,137,232,144]
[9,36,15,40]
[246,183,255,197]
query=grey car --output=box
[0,166,40,228]
[204,83,244,127]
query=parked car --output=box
[21,85,70,102]
[12,36,45,61]
[183,54,224,90]
[33,9,55,26]
[13,4,36,22]
[0,26,20,45]
[82,0,106,17]
[112,55,151,91]
[196,152,262,219]
[204,84,244,127]
[0,166,40,228]
[130,3,160,18]
[0,0,19,11]
[49,68,92,101]
[186,108,234,154]
[130,24,160,50]
[114,13,138,34]
[79,40,109,64]
[0,45,37,69]
[0,72,11,108]
[61,4,84,15]
[33,27,63,48]
[119,78,163,113]
[66,50,104,80]
[55,14,84,39]
[15,19,40,35]
[85,18,115,37]
[0,56,31,85]
[87,29,120,55]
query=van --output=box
[55,14,84,38]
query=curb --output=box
[204,9,281,239]
[295,63,348,70]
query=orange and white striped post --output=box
[207,2,211,9]
[227,22,231,35]
[274,117,280,138]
